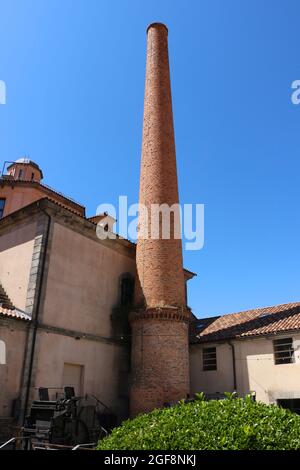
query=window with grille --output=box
[273,337,294,365]
[203,347,217,371]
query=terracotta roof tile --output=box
[0,306,31,321]
[192,302,300,343]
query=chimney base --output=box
[129,307,190,417]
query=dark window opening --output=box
[0,199,6,219]
[18,169,23,179]
[31,172,35,180]
[120,276,134,306]
[273,337,294,365]
[277,399,300,415]
[104,224,109,232]
[203,347,217,371]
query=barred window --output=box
[203,347,217,371]
[273,337,294,365]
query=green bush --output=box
[97,395,300,450]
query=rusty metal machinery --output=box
[19,387,117,449]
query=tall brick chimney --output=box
[129,23,190,416]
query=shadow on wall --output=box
[0,217,37,254]
[111,272,135,340]
[110,273,135,421]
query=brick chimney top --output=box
[146,22,168,34]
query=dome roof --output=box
[14,157,41,169]
[15,157,31,163]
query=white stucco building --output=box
[190,303,300,414]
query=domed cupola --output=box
[6,157,43,183]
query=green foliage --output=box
[97,397,300,450]
[194,392,206,402]
[223,391,237,400]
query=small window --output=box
[203,347,217,371]
[277,399,300,415]
[0,199,5,219]
[31,172,35,180]
[273,337,294,365]
[18,169,23,179]
[120,274,134,306]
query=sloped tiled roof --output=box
[192,302,300,343]
[0,283,30,321]
[0,306,31,321]
[0,283,14,310]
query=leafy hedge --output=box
[97,394,300,450]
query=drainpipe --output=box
[228,341,237,392]
[21,206,51,425]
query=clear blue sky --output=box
[0,0,299,318]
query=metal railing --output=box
[0,436,97,451]
[0,436,31,450]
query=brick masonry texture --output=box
[130,317,190,416]
[130,23,190,416]
[136,22,185,308]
